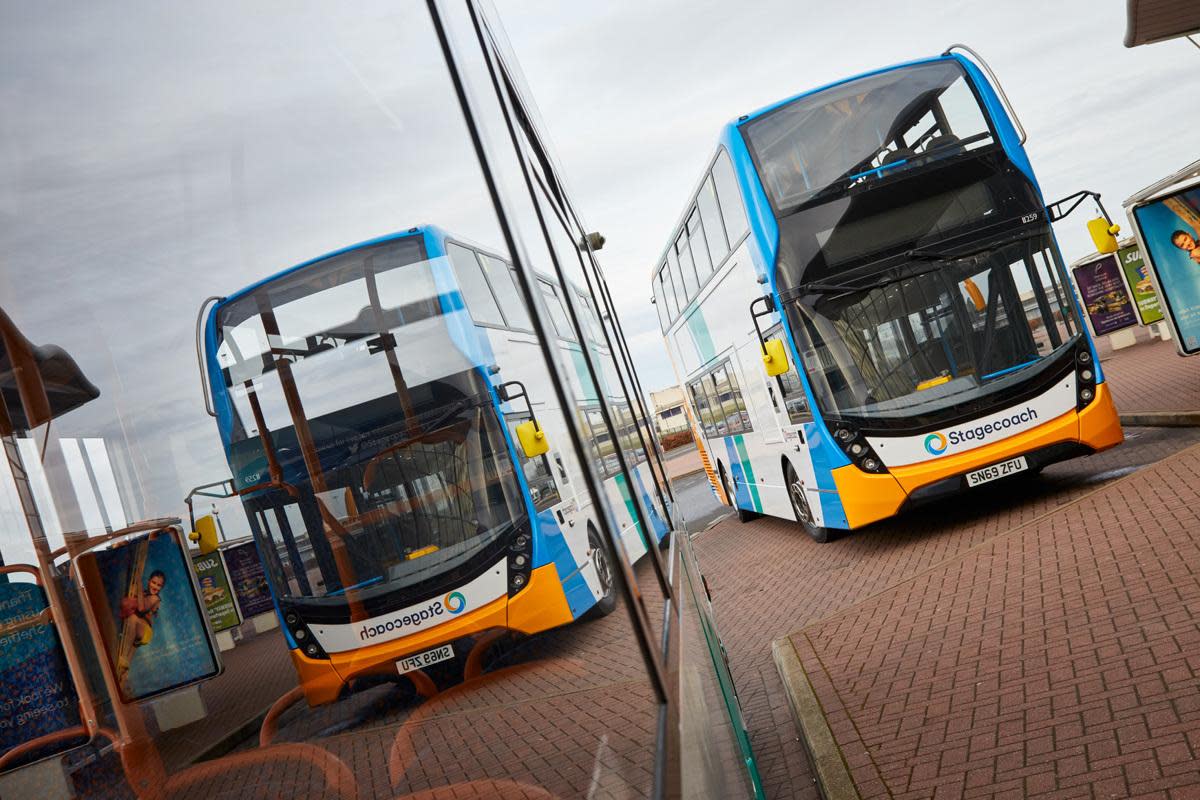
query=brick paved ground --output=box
[1101,338,1200,415]
[692,426,1200,799]
[791,438,1200,799]
[156,627,295,771]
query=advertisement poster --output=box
[1117,243,1163,325]
[222,541,274,618]
[0,580,81,757]
[193,551,241,632]
[93,530,220,702]
[1133,186,1200,353]
[1071,255,1138,336]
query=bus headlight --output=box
[507,525,533,597]
[1076,346,1098,410]
[830,424,888,474]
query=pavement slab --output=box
[1102,338,1200,417]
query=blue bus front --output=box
[203,229,582,704]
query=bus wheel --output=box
[719,463,753,524]
[581,527,617,621]
[785,462,831,543]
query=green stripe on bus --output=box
[687,308,716,363]
[614,472,648,548]
[570,348,599,402]
[734,435,762,512]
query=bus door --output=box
[504,409,597,605]
[760,322,823,522]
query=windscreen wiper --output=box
[905,226,1049,263]
[796,280,873,295]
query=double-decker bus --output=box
[198,225,668,704]
[653,46,1123,542]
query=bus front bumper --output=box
[831,383,1123,530]
[289,562,574,706]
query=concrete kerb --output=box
[771,637,860,800]
[668,467,707,481]
[1120,411,1200,427]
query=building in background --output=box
[649,386,688,436]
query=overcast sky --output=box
[1,2,1196,544]
[494,0,1200,393]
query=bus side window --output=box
[537,280,576,341]
[696,174,728,268]
[506,414,560,512]
[659,266,679,321]
[481,254,533,330]
[712,365,751,434]
[712,149,749,244]
[687,208,714,284]
[687,381,716,438]
[653,270,670,332]
[446,242,505,327]
[766,324,812,424]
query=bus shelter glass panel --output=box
[0,3,674,797]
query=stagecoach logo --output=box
[358,592,467,641]
[444,591,467,615]
[924,407,1040,457]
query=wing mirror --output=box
[761,338,789,377]
[188,514,220,555]
[515,419,550,458]
[1087,217,1120,254]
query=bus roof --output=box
[648,53,964,281]
[219,226,433,308]
[730,53,956,128]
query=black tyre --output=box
[657,527,672,552]
[581,527,617,621]
[719,463,754,523]
[785,461,832,543]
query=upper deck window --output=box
[743,61,994,214]
[447,242,506,327]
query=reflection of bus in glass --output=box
[200,225,668,704]
[653,48,1123,542]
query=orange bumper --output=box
[290,562,575,706]
[831,383,1123,530]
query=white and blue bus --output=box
[654,47,1123,542]
[198,225,668,704]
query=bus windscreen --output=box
[744,61,994,214]
[212,238,528,608]
[790,229,1080,421]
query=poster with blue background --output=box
[0,578,81,757]
[1134,185,1200,353]
[95,530,220,702]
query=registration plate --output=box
[965,456,1028,487]
[396,644,454,675]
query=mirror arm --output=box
[496,379,537,427]
[1046,189,1113,226]
[748,294,776,347]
